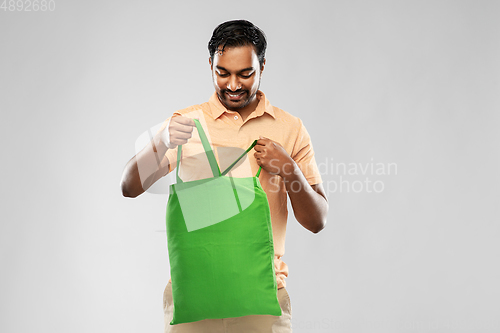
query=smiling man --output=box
[121,20,328,332]
[211,45,261,120]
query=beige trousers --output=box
[163,281,292,333]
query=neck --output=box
[239,96,260,121]
[220,93,260,122]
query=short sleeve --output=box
[291,119,323,185]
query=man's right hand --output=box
[161,115,197,149]
[121,115,197,198]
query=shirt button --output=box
[234,115,238,120]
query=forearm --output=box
[281,161,328,233]
[121,133,170,198]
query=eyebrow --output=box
[215,66,255,73]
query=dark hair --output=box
[208,20,267,66]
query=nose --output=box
[227,76,241,91]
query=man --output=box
[121,20,328,332]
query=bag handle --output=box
[176,119,220,183]
[176,118,263,182]
[219,140,262,178]
[256,165,262,178]
[220,140,260,176]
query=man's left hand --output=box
[254,136,294,177]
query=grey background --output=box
[1,0,499,332]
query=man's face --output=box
[210,45,264,112]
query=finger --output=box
[254,152,266,161]
[172,118,197,132]
[171,119,197,134]
[172,115,197,125]
[255,138,267,146]
[174,123,196,134]
[171,138,190,146]
[170,130,193,140]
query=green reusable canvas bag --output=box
[166,119,281,325]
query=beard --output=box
[217,87,259,111]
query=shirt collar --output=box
[208,90,275,120]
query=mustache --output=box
[221,88,247,94]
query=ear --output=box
[209,57,213,70]
[260,58,266,73]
